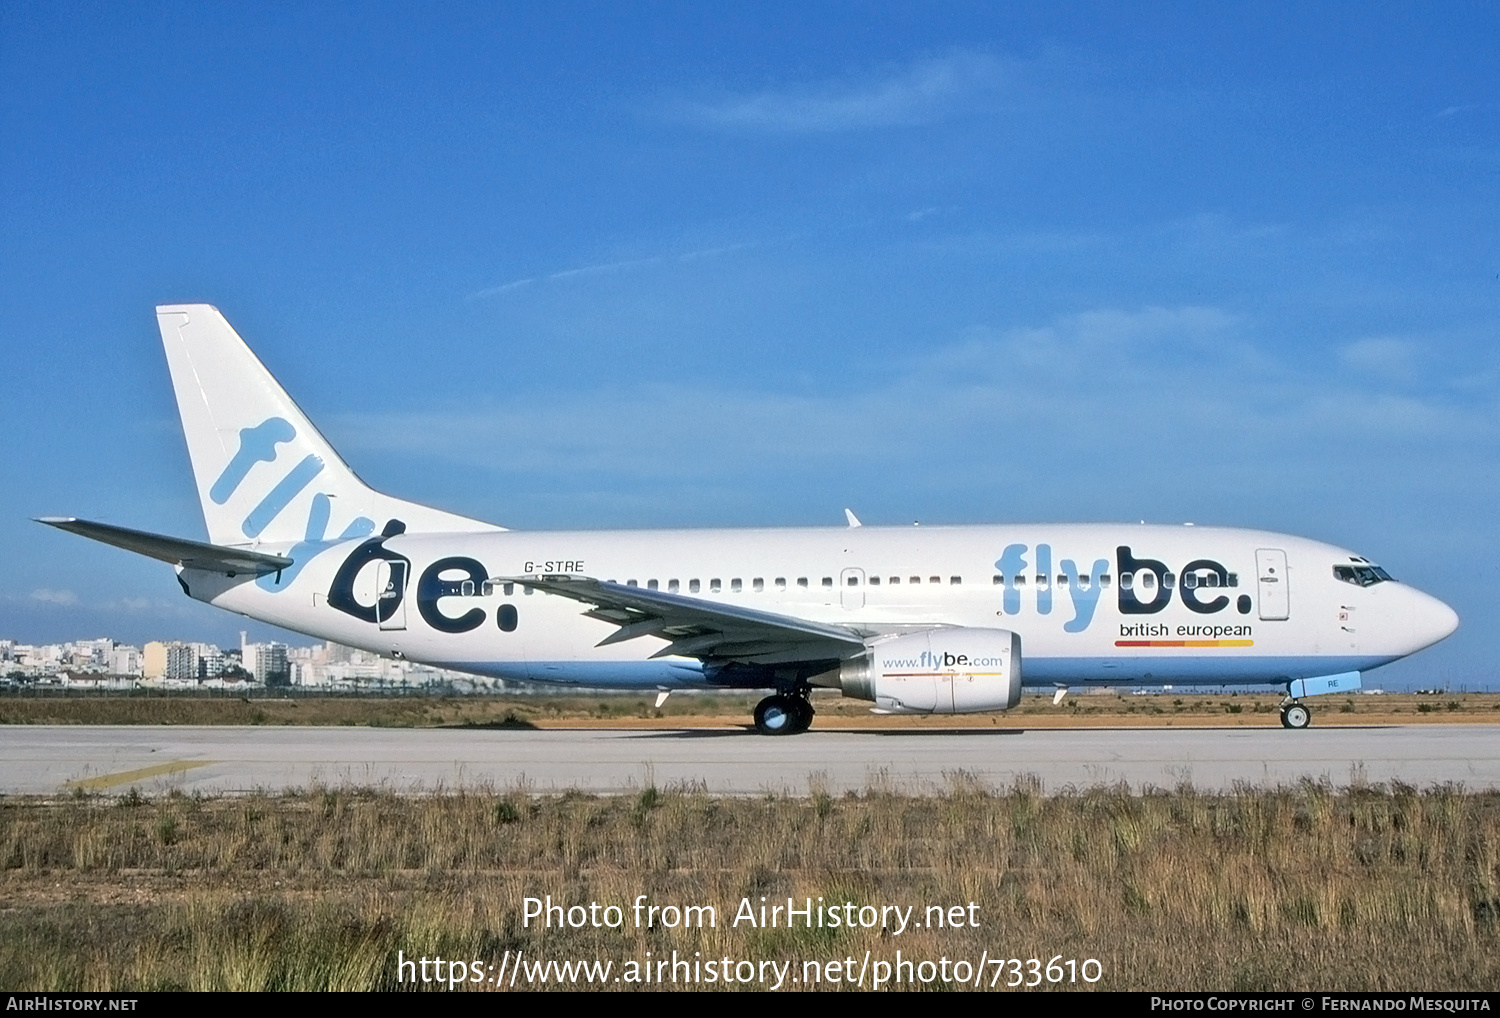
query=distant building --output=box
[3,634,496,690]
[109,644,142,676]
[59,669,137,690]
[190,642,224,679]
[243,641,289,686]
[143,641,199,682]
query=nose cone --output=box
[1402,585,1459,653]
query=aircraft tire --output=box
[754,695,801,735]
[1280,703,1311,729]
[788,696,815,734]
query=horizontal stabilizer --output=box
[36,517,293,577]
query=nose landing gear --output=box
[1280,702,1312,729]
[753,693,815,735]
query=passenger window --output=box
[1120,573,1133,590]
[889,576,900,584]
[503,582,515,596]
[1162,573,1174,589]
[689,579,700,593]
[626,579,638,587]
[1100,575,1111,588]
[461,579,475,597]
[822,577,833,588]
[847,576,859,586]
[797,577,809,588]
[1140,573,1156,590]
[647,579,658,590]
[730,578,742,592]
[668,579,679,592]
[481,581,494,597]
[710,579,722,592]
[775,577,786,589]
[910,577,921,584]
[929,576,940,585]
[1057,575,1067,587]
[1014,575,1026,586]
[1227,574,1238,587]
[753,578,764,592]
[869,576,880,585]
[950,576,962,585]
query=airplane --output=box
[38,305,1459,734]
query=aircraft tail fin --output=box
[156,304,502,547]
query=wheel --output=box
[754,695,799,735]
[1280,703,1311,729]
[788,696,815,734]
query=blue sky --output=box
[2,3,1496,687]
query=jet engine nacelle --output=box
[833,628,1022,714]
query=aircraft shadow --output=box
[623,727,1029,740]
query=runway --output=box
[2,723,1498,796]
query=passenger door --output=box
[376,560,408,631]
[1255,549,1289,621]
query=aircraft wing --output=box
[36,517,293,577]
[498,574,867,666]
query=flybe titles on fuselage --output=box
[321,539,1256,637]
[994,545,1256,633]
[326,532,520,635]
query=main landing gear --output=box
[1280,701,1312,729]
[753,693,814,735]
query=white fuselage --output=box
[185,522,1458,691]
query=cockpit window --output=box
[1334,563,1394,587]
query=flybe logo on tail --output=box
[255,492,375,593]
[995,544,1254,631]
[207,416,376,595]
[210,416,325,539]
[211,418,296,503]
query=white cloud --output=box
[674,52,1012,134]
[1339,336,1419,382]
[330,305,1499,519]
[100,597,161,612]
[30,588,78,606]
[470,244,753,300]
[470,278,536,299]
[336,306,1249,474]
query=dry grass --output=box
[2,690,1497,729]
[1,781,1498,991]
[0,692,757,728]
